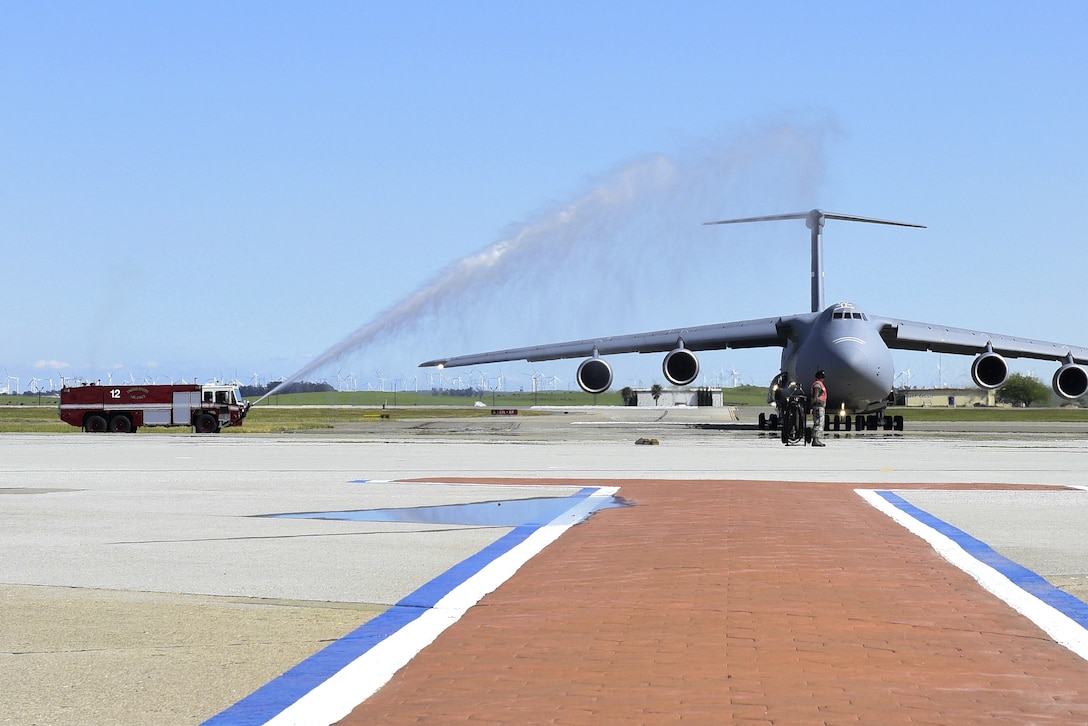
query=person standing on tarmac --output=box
[810,370,828,447]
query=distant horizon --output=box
[1,376,1062,399]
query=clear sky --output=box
[3,2,1087,394]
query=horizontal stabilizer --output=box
[703,209,925,312]
[704,209,925,229]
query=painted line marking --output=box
[204,485,619,726]
[857,488,1088,662]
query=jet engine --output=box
[663,347,700,386]
[1053,361,1088,400]
[970,350,1008,389]
[576,357,613,394]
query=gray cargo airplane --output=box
[421,210,1088,429]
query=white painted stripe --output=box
[856,488,1088,662]
[264,486,619,726]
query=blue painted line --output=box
[399,525,536,609]
[204,486,603,725]
[203,606,423,726]
[875,491,1088,628]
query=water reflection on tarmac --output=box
[271,493,629,527]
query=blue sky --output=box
[3,2,1087,394]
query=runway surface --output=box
[2,407,1088,723]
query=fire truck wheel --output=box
[109,415,132,434]
[85,415,107,433]
[194,413,219,434]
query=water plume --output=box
[255,121,830,403]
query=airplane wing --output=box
[420,315,799,368]
[872,315,1088,363]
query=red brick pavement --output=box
[338,480,1088,724]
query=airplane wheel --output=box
[758,412,767,430]
[843,416,852,432]
[893,415,904,431]
[883,416,894,431]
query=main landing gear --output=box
[827,412,904,432]
[758,411,905,432]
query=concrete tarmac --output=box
[2,408,1087,723]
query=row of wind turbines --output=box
[1,363,962,396]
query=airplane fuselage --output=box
[781,302,894,414]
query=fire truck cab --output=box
[59,383,250,433]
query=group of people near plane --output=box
[770,369,828,447]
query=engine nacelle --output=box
[663,347,699,386]
[970,351,1008,389]
[1053,363,1088,400]
[576,357,613,395]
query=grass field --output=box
[4,386,1087,433]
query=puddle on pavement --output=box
[271,494,627,527]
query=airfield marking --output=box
[341,479,1088,724]
[203,485,618,726]
[857,488,1088,662]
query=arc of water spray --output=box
[252,124,827,405]
[252,157,680,405]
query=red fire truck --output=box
[59,383,250,433]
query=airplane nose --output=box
[825,338,889,408]
[835,341,869,373]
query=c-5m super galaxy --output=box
[421,210,1088,430]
